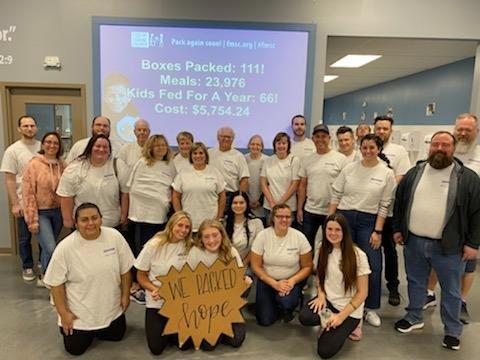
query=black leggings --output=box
[60,314,126,356]
[299,299,360,359]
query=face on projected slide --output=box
[217,127,235,152]
[106,84,130,113]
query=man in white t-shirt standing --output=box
[0,115,41,281]
[117,119,150,171]
[208,127,250,206]
[336,126,358,163]
[425,113,480,324]
[393,131,480,351]
[297,124,348,251]
[374,115,411,307]
[65,116,122,163]
[290,115,316,160]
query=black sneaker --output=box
[442,335,460,350]
[423,293,437,310]
[460,301,470,325]
[388,289,401,306]
[394,319,424,333]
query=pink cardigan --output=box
[22,155,66,230]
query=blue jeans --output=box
[403,233,465,337]
[255,278,303,326]
[37,208,63,274]
[339,210,381,309]
[302,210,326,252]
[17,217,33,269]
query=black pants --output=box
[299,299,360,359]
[60,314,126,356]
[200,323,246,350]
[382,217,399,291]
[145,308,178,355]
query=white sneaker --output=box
[36,275,46,288]
[364,310,381,327]
[22,268,36,282]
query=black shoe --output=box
[423,293,437,310]
[388,289,401,306]
[460,301,470,325]
[283,310,295,323]
[442,335,460,350]
[394,319,424,333]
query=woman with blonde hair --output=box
[127,134,176,304]
[134,211,193,355]
[186,219,248,350]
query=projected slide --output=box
[95,21,313,148]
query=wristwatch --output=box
[373,229,383,235]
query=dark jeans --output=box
[339,210,381,309]
[60,314,126,356]
[255,278,303,326]
[382,217,399,291]
[17,216,33,269]
[299,298,360,359]
[302,210,326,252]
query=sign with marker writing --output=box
[156,259,249,349]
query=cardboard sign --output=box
[157,259,249,349]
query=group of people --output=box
[1,112,479,357]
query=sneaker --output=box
[130,289,146,305]
[442,335,460,350]
[22,268,36,282]
[423,293,437,310]
[388,289,401,306]
[394,319,425,333]
[349,319,363,341]
[36,275,46,288]
[460,301,470,324]
[364,310,381,327]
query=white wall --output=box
[1,0,480,249]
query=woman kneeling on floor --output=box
[299,213,370,359]
[44,202,134,356]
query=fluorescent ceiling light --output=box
[324,75,338,83]
[330,54,382,68]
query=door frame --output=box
[0,82,87,254]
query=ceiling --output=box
[324,36,478,99]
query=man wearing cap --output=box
[297,124,348,250]
[290,115,316,160]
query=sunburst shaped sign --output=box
[156,259,249,349]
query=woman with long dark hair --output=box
[299,213,370,358]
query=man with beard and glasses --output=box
[290,115,316,160]
[424,113,480,323]
[392,131,480,351]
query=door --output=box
[1,83,87,254]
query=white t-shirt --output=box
[134,237,188,309]
[290,138,316,160]
[245,153,267,218]
[57,158,129,227]
[343,150,360,163]
[409,163,453,239]
[127,158,176,224]
[299,150,348,215]
[251,227,311,280]
[455,145,480,176]
[323,247,371,319]
[331,161,396,218]
[187,246,243,269]
[383,142,411,177]
[43,227,134,330]
[172,165,225,231]
[0,140,41,206]
[208,147,250,192]
[231,218,264,259]
[65,137,122,164]
[117,141,143,171]
[173,153,192,173]
[261,154,301,211]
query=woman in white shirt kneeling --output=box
[251,203,313,325]
[44,202,134,356]
[134,211,193,355]
[299,213,370,359]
